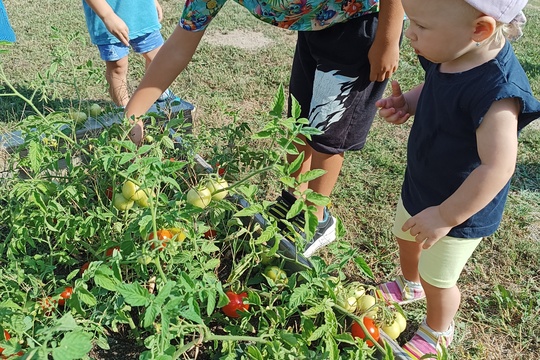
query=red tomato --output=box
[106,246,120,257]
[80,262,90,275]
[149,229,173,250]
[204,229,217,239]
[221,291,249,318]
[58,286,73,306]
[215,162,226,176]
[0,330,10,354]
[351,317,380,347]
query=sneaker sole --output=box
[302,217,336,257]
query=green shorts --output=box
[393,198,482,288]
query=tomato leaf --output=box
[287,151,305,175]
[75,288,97,307]
[297,169,326,184]
[116,283,151,307]
[94,267,120,291]
[143,303,160,328]
[353,256,374,280]
[51,331,93,360]
[269,84,285,118]
[161,136,175,150]
[307,323,329,342]
[204,289,217,316]
[288,200,303,219]
[154,281,175,305]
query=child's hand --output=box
[402,206,453,249]
[376,80,411,124]
[129,119,144,146]
[102,13,130,46]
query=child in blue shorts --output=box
[82,0,176,107]
[376,0,540,358]
[0,0,15,42]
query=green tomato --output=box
[88,103,102,117]
[264,266,288,285]
[122,180,145,201]
[357,294,378,318]
[186,186,212,208]
[382,320,402,340]
[113,193,134,211]
[394,311,407,333]
[337,295,357,313]
[69,110,88,124]
[206,178,228,201]
[347,281,366,300]
[137,255,153,265]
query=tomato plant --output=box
[186,186,212,209]
[221,291,249,318]
[351,317,380,347]
[149,229,173,250]
[57,286,73,306]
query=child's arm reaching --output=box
[376,80,422,124]
[403,97,520,249]
[84,0,130,46]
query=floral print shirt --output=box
[180,0,379,31]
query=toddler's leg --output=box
[421,279,460,332]
[105,57,129,107]
[398,237,422,283]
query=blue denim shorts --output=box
[97,30,164,61]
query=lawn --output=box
[1,0,539,359]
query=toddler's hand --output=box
[402,206,453,249]
[376,80,411,124]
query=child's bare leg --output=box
[421,279,460,332]
[105,57,129,107]
[397,237,422,283]
[141,46,161,69]
[308,148,344,219]
[287,136,344,220]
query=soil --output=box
[204,29,273,50]
[89,331,146,360]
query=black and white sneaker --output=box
[267,190,305,240]
[303,208,336,257]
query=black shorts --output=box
[288,13,389,154]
